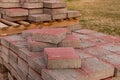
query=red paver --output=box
[58,34,81,48]
[27,37,57,52]
[44,47,81,69]
[32,28,67,44]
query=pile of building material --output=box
[0,28,118,80]
[0,0,81,36]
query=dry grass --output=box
[66,0,120,36]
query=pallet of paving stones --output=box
[0,0,81,36]
[1,28,120,80]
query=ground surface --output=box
[66,0,120,36]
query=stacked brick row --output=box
[0,28,115,80]
[0,0,80,22]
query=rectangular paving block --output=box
[24,0,43,2]
[2,8,28,17]
[0,0,19,2]
[82,58,114,80]
[1,52,9,63]
[28,51,46,74]
[42,69,89,80]
[28,14,51,22]
[67,11,81,18]
[22,29,40,39]
[67,24,82,31]
[3,15,28,21]
[1,35,25,48]
[10,41,27,54]
[0,22,9,29]
[1,46,9,56]
[58,34,81,48]
[44,8,67,14]
[44,47,81,69]
[22,3,43,9]
[43,2,66,8]
[32,28,67,44]
[29,68,43,80]
[9,50,18,64]
[28,8,43,15]
[27,37,57,52]
[0,2,20,8]
[18,58,29,74]
[52,13,67,20]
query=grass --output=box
[65,0,120,36]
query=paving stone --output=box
[67,24,82,31]
[44,47,81,69]
[0,0,19,2]
[74,29,96,35]
[1,46,9,56]
[22,29,40,39]
[0,2,20,8]
[58,34,81,48]
[75,49,93,59]
[27,37,57,52]
[52,13,67,20]
[29,68,43,80]
[32,28,67,44]
[100,54,120,77]
[28,51,46,74]
[2,8,28,17]
[18,58,29,74]
[67,11,81,18]
[44,8,67,14]
[22,3,43,9]
[3,15,28,21]
[9,50,18,64]
[42,69,89,80]
[82,58,114,80]
[43,2,66,8]
[29,14,51,22]
[16,67,28,80]
[24,0,43,2]
[8,72,14,80]
[86,47,113,58]
[28,9,43,15]
[9,41,27,54]
[1,35,25,48]
[1,52,9,63]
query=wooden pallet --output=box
[0,18,79,36]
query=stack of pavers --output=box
[0,28,115,80]
[0,0,28,21]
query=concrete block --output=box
[44,47,81,69]
[29,68,43,80]
[18,58,29,74]
[1,52,9,63]
[32,28,67,44]
[28,8,43,15]
[27,37,57,52]
[2,8,28,17]
[44,8,67,14]
[42,69,89,80]
[10,41,27,54]
[3,15,28,21]
[9,50,18,64]
[58,34,81,48]
[82,58,114,80]
[16,67,28,80]
[1,46,9,56]
[0,0,19,2]
[43,2,66,8]
[67,11,81,18]
[0,2,20,8]
[28,14,51,22]
[74,29,96,35]
[22,29,40,39]
[22,3,43,9]
[67,24,82,31]
[28,51,46,74]
[24,0,43,2]
[52,13,67,20]
[1,34,25,48]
